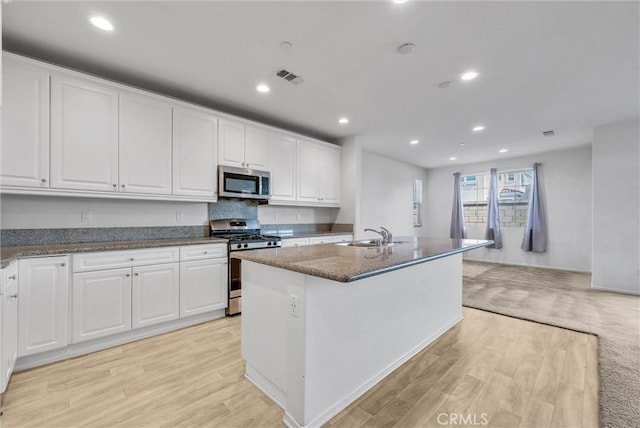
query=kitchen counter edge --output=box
[0,237,228,268]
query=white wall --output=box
[592,118,640,294]
[335,136,362,232]
[257,205,338,225]
[359,151,428,240]
[0,195,209,229]
[424,145,593,272]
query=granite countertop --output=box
[279,231,354,239]
[232,237,493,282]
[0,237,228,268]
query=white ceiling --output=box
[3,1,639,168]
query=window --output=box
[461,169,532,227]
[413,178,423,227]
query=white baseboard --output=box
[463,257,592,274]
[245,364,286,410]
[15,309,226,371]
[591,285,640,296]
[281,316,463,428]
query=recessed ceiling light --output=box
[338,117,349,125]
[397,43,416,55]
[90,16,114,31]
[256,84,270,93]
[499,149,509,153]
[472,125,485,132]
[459,143,465,147]
[392,0,408,4]
[280,41,293,50]
[410,139,419,145]
[449,157,457,161]
[460,70,479,81]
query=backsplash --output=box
[261,223,353,237]
[209,199,258,221]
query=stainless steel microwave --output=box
[218,165,271,200]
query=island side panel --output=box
[300,253,463,426]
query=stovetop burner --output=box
[210,218,282,251]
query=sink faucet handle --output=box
[380,227,392,243]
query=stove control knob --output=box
[243,243,249,248]
[236,244,242,249]
[267,241,272,246]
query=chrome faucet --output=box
[364,227,392,245]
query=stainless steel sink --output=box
[336,240,408,248]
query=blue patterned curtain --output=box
[450,172,467,239]
[522,163,547,252]
[485,168,503,248]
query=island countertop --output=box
[232,237,492,282]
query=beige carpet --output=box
[462,261,640,428]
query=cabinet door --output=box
[18,256,69,356]
[218,119,245,167]
[72,268,132,343]
[132,263,179,329]
[297,140,320,202]
[50,76,119,192]
[179,259,227,317]
[172,107,217,198]
[1,60,50,188]
[268,132,296,202]
[317,144,341,204]
[244,125,269,170]
[119,92,173,195]
[1,263,18,393]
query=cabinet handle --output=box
[8,275,16,280]
[126,274,131,277]
[41,178,47,183]
[134,273,139,276]
[10,294,17,299]
[60,263,66,267]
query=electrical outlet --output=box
[290,294,300,317]
[81,210,92,223]
[176,211,184,222]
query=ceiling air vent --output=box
[542,130,556,137]
[276,68,304,85]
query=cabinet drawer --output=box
[180,244,227,261]
[281,238,310,248]
[73,247,179,272]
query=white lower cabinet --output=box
[72,268,132,343]
[281,238,310,248]
[180,258,227,317]
[18,256,70,357]
[1,262,19,393]
[132,263,180,328]
[308,234,353,245]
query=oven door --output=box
[227,257,242,315]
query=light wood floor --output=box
[0,308,597,428]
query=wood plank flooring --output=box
[0,308,597,428]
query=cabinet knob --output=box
[113,184,117,188]
[121,184,126,188]
[8,275,16,280]
[130,258,135,261]
[204,251,208,254]
[10,294,17,299]
[41,178,47,183]
[60,263,66,267]
[134,273,139,276]
[126,274,131,277]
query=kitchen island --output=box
[232,237,492,428]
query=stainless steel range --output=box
[210,219,281,315]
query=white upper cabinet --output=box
[218,119,245,167]
[268,132,297,202]
[50,75,119,192]
[244,125,269,170]
[172,106,217,199]
[297,139,341,205]
[1,59,50,188]
[218,119,269,170]
[119,92,173,195]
